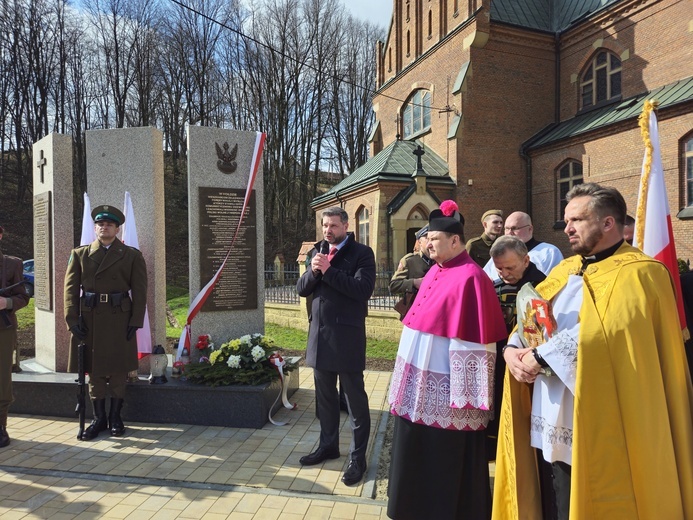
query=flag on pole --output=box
[122,192,153,358]
[177,131,267,360]
[80,192,96,246]
[634,99,688,337]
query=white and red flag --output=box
[80,192,96,246]
[634,100,687,335]
[122,191,153,358]
[176,131,267,360]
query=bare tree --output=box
[328,16,380,178]
[169,0,239,127]
[85,0,139,128]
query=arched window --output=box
[685,136,693,206]
[580,50,622,109]
[402,90,432,139]
[406,30,411,56]
[357,207,370,246]
[428,10,432,38]
[557,161,583,219]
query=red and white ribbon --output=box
[177,132,266,360]
[268,353,297,426]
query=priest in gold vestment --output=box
[493,183,693,520]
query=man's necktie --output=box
[328,247,337,262]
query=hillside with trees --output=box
[0,0,382,267]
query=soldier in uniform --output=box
[389,225,433,320]
[466,209,504,266]
[65,205,147,440]
[0,225,30,448]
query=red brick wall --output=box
[364,0,693,263]
[531,112,693,261]
[558,0,692,121]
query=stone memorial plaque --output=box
[33,192,53,310]
[199,187,257,311]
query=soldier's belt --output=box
[82,291,129,308]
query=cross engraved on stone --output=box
[36,149,47,184]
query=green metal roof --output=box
[490,0,622,33]
[527,76,693,150]
[311,140,453,207]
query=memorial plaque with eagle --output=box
[215,142,238,174]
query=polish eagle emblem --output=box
[215,142,238,174]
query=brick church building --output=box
[311,0,693,269]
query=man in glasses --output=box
[483,211,563,281]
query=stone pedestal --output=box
[12,360,299,429]
[187,128,265,346]
[32,133,74,372]
[86,127,166,371]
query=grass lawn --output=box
[15,299,34,328]
[15,286,399,362]
[165,287,399,361]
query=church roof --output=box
[490,0,623,33]
[526,75,693,150]
[311,140,454,207]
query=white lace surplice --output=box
[389,327,496,431]
[509,274,582,464]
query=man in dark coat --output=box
[296,206,376,486]
[65,205,147,440]
[0,225,30,448]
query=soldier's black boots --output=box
[82,399,108,440]
[109,398,125,437]
[0,426,10,448]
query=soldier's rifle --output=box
[75,341,87,440]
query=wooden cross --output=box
[36,150,47,184]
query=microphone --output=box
[313,240,330,277]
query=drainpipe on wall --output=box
[387,207,393,271]
[521,146,533,217]
[554,32,561,125]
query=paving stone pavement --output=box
[0,368,393,519]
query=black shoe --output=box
[81,399,108,441]
[11,364,21,373]
[299,447,340,466]
[0,426,10,448]
[341,459,366,486]
[109,398,126,437]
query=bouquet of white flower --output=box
[185,333,297,386]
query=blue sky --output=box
[343,0,392,28]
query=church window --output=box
[357,207,370,246]
[402,90,432,139]
[581,50,621,109]
[557,161,583,218]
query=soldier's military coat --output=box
[0,251,30,420]
[388,252,433,295]
[65,238,147,376]
[465,232,495,266]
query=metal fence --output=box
[264,265,397,311]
